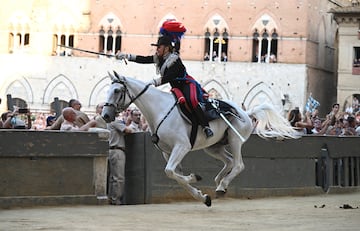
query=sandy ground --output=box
[1,192,359,231]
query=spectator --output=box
[346,96,359,114]
[0,111,11,129]
[354,96,359,111]
[107,112,133,205]
[287,107,312,134]
[128,108,143,132]
[310,118,327,135]
[270,53,277,63]
[212,51,218,61]
[93,102,107,129]
[342,116,357,136]
[327,118,344,136]
[60,107,96,131]
[31,113,46,130]
[46,99,90,130]
[1,107,32,129]
[117,107,133,125]
[221,52,228,62]
[309,108,320,123]
[355,111,360,123]
[203,52,210,61]
[355,111,360,135]
[327,103,341,121]
[353,58,360,67]
[46,115,56,127]
[140,114,149,132]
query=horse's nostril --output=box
[103,114,109,120]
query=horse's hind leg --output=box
[203,144,234,193]
[215,137,245,193]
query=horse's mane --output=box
[129,77,173,97]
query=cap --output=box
[151,36,173,47]
[46,115,56,126]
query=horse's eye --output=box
[114,88,121,94]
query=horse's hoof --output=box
[204,194,211,207]
[215,190,227,198]
[195,174,202,181]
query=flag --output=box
[305,95,320,113]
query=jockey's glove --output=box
[115,52,136,61]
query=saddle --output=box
[171,88,235,147]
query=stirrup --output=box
[203,127,214,138]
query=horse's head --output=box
[102,71,131,123]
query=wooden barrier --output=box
[124,133,360,204]
[0,130,109,208]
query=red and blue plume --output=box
[160,20,186,43]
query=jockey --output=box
[116,35,214,138]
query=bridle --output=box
[104,78,151,113]
[104,75,180,147]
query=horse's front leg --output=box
[164,145,211,206]
[162,151,183,175]
[164,145,200,185]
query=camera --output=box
[18,108,29,114]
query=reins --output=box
[153,101,178,139]
[108,77,179,148]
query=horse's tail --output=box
[246,103,300,139]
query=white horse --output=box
[102,71,298,207]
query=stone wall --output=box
[0,130,109,208]
[0,55,315,116]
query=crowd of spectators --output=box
[203,51,228,62]
[0,97,149,206]
[287,97,360,136]
[1,96,359,137]
[0,98,149,133]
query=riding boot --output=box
[194,104,213,138]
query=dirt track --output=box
[1,192,359,231]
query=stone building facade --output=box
[331,1,360,111]
[0,0,353,117]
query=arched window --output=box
[8,14,31,54]
[98,25,122,56]
[98,12,123,55]
[252,29,259,62]
[106,27,113,53]
[261,29,269,62]
[204,29,211,61]
[8,32,31,53]
[270,30,278,63]
[252,14,278,63]
[52,33,74,56]
[221,29,229,62]
[203,14,229,62]
[99,26,105,53]
[212,28,220,61]
[115,27,122,53]
[8,33,14,53]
